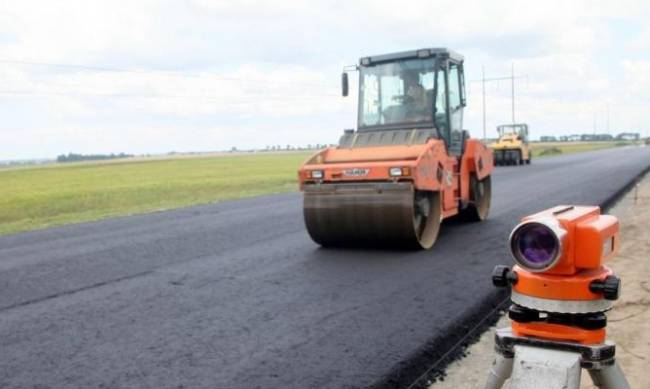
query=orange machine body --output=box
[508,206,620,344]
[512,205,620,301]
[511,265,613,344]
[298,138,493,219]
[513,265,614,301]
[517,205,620,275]
[512,321,606,344]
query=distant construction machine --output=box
[490,123,532,166]
[298,48,494,249]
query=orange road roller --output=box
[298,48,494,249]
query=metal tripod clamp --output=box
[493,327,616,370]
[483,328,630,389]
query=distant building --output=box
[568,134,582,142]
[616,132,640,141]
[581,134,596,141]
[540,136,557,142]
[595,134,613,141]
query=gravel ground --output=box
[429,171,650,389]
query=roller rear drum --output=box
[303,183,441,249]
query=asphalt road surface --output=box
[1,146,649,389]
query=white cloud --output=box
[1,0,649,159]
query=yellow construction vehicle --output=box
[490,123,531,166]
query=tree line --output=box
[56,152,133,163]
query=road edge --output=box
[372,164,650,389]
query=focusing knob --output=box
[590,275,621,300]
[492,265,517,287]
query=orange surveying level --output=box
[494,205,620,343]
[484,205,630,389]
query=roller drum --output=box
[303,182,441,249]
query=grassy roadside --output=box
[530,141,629,158]
[0,152,311,236]
[0,141,630,237]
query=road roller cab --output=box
[298,48,494,249]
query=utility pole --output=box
[472,65,527,141]
[511,63,515,124]
[482,66,487,141]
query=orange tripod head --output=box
[493,206,622,344]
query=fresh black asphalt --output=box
[1,146,649,388]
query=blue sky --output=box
[1,0,649,159]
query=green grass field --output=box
[0,141,629,236]
[0,152,310,236]
[530,141,628,158]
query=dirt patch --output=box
[429,173,650,389]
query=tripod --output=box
[482,327,630,389]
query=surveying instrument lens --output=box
[513,223,558,268]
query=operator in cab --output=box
[403,72,432,122]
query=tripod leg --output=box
[588,361,630,389]
[482,353,513,389]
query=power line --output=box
[0,59,335,88]
[0,89,340,102]
[470,65,528,140]
[0,60,154,74]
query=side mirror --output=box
[341,72,349,97]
